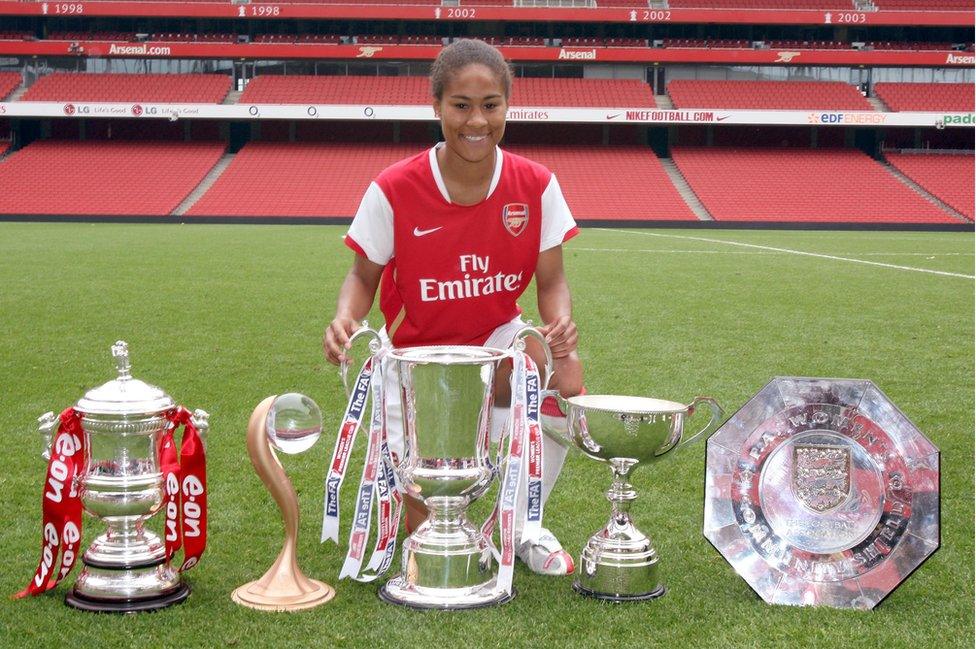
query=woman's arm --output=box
[323,254,385,365]
[535,245,578,359]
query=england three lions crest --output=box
[502,203,529,237]
[792,445,851,512]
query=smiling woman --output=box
[322,38,584,578]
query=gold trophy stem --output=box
[231,396,335,611]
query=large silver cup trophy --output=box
[38,341,208,612]
[546,393,723,601]
[345,326,550,609]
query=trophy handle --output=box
[512,326,553,390]
[340,322,383,398]
[677,396,724,449]
[38,411,58,462]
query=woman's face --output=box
[434,63,508,166]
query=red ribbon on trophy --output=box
[160,406,208,572]
[15,408,86,599]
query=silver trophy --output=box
[39,341,207,612]
[366,328,550,610]
[546,393,723,601]
[704,377,940,609]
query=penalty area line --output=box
[595,230,975,280]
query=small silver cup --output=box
[547,393,723,601]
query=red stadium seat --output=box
[671,147,960,224]
[873,83,974,112]
[668,79,872,110]
[241,75,431,105]
[506,145,698,221]
[186,142,418,218]
[0,140,225,216]
[21,73,232,103]
[885,152,974,219]
[0,72,21,101]
[512,78,655,108]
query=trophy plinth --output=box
[551,394,724,602]
[574,460,664,601]
[378,345,513,610]
[232,394,335,612]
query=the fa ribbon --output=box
[321,356,374,544]
[493,351,542,595]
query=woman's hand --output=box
[539,314,578,359]
[323,316,361,365]
[323,254,385,365]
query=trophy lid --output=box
[75,341,175,416]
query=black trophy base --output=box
[65,583,191,614]
[572,581,666,603]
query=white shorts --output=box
[379,316,529,460]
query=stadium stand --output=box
[767,40,848,49]
[867,41,955,50]
[0,140,225,216]
[670,147,960,223]
[186,142,695,221]
[668,79,872,110]
[872,0,973,9]
[48,31,134,42]
[664,39,752,49]
[0,141,10,158]
[506,145,698,221]
[873,83,974,112]
[238,75,655,108]
[513,78,656,108]
[668,0,853,7]
[0,72,21,101]
[0,31,32,41]
[21,73,232,103]
[240,75,430,105]
[186,142,417,218]
[885,152,974,219]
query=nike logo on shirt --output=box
[413,226,443,237]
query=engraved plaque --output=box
[703,377,939,609]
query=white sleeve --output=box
[539,174,577,252]
[346,181,394,265]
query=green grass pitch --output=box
[0,223,972,648]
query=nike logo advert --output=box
[413,226,443,237]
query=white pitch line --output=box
[592,229,975,280]
[575,247,777,255]
[575,247,973,257]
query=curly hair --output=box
[430,38,513,100]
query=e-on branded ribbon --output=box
[15,408,86,598]
[160,406,208,572]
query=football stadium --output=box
[0,1,973,647]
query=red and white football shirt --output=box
[345,144,578,347]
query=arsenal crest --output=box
[502,203,529,237]
[792,444,851,512]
